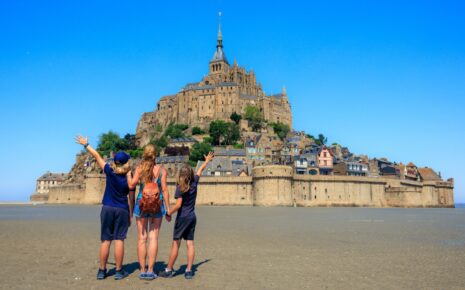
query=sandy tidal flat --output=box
[1,205,465,289]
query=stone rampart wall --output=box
[44,166,454,208]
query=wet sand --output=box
[1,205,465,289]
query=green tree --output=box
[203,136,214,145]
[209,120,228,145]
[315,134,328,146]
[189,142,213,165]
[230,112,242,124]
[224,122,240,145]
[97,131,129,157]
[306,134,315,141]
[233,142,244,149]
[149,136,168,154]
[192,126,205,135]
[164,123,188,139]
[123,133,137,150]
[271,122,290,140]
[209,120,240,145]
[244,105,263,132]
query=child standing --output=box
[159,152,214,279]
[75,135,133,280]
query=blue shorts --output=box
[133,192,166,218]
[100,205,129,241]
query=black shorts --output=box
[173,216,196,241]
[100,205,129,241]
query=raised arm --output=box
[75,135,105,170]
[196,151,214,176]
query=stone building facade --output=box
[136,24,292,146]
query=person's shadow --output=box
[106,261,139,276]
[175,259,211,276]
[106,259,211,277]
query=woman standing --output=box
[127,144,170,280]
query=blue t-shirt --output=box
[174,174,200,219]
[102,163,130,211]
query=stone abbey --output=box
[136,23,292,146]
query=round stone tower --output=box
[252,165,294,206]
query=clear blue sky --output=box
[1,1,464,202]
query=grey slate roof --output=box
[195,85,216,91]
[214,149,246,157]
[156,155,189,164]
[170,137,198,143]
[38,172,69,181]
[270,93,283,99]
[218,82,238,86]
[211,46,228,63]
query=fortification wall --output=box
[293,175,386,207]
[166,177,253,206]
[44,165,454,208]
[48,184,85,204]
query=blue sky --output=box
[0,1,464,202]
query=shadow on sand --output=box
[105,259,211,277]
[175,259,211,276]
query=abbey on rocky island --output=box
[136,23,292,146]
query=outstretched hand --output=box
[204,151,214,163]
[75,135,88,146]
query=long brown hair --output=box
[139,144,157,184]
[177,164,194,193]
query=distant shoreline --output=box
[0,201,45,205]
[1,201,464,208]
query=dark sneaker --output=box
[114,269,128,280]
[158,269,174,278]
[184,271,193,280]
[97,268,107,280]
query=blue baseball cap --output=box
[114,151,130,165]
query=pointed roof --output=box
[211,16,228,64]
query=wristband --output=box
[83,143,89,149]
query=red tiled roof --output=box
[418,167,441,181]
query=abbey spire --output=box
[210,12,229,74]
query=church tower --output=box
[209,17,229,76]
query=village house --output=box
[317,146,334,175]
[30,172,70,201]
[368,158,400,178]
[333,161,369,176]
[156,155,189,177]
[214,148,247,162]
[400,162,420,181]
[294,152,319,175]
[168,136,198,149]
[196,157,250,176]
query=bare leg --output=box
[114,240,124,271]
[99,240,111,270]
[186,240,195,272]
[136,217,148,272]
[147,217,162,273]
[166,240,181,270]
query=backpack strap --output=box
[152,164,162,183]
